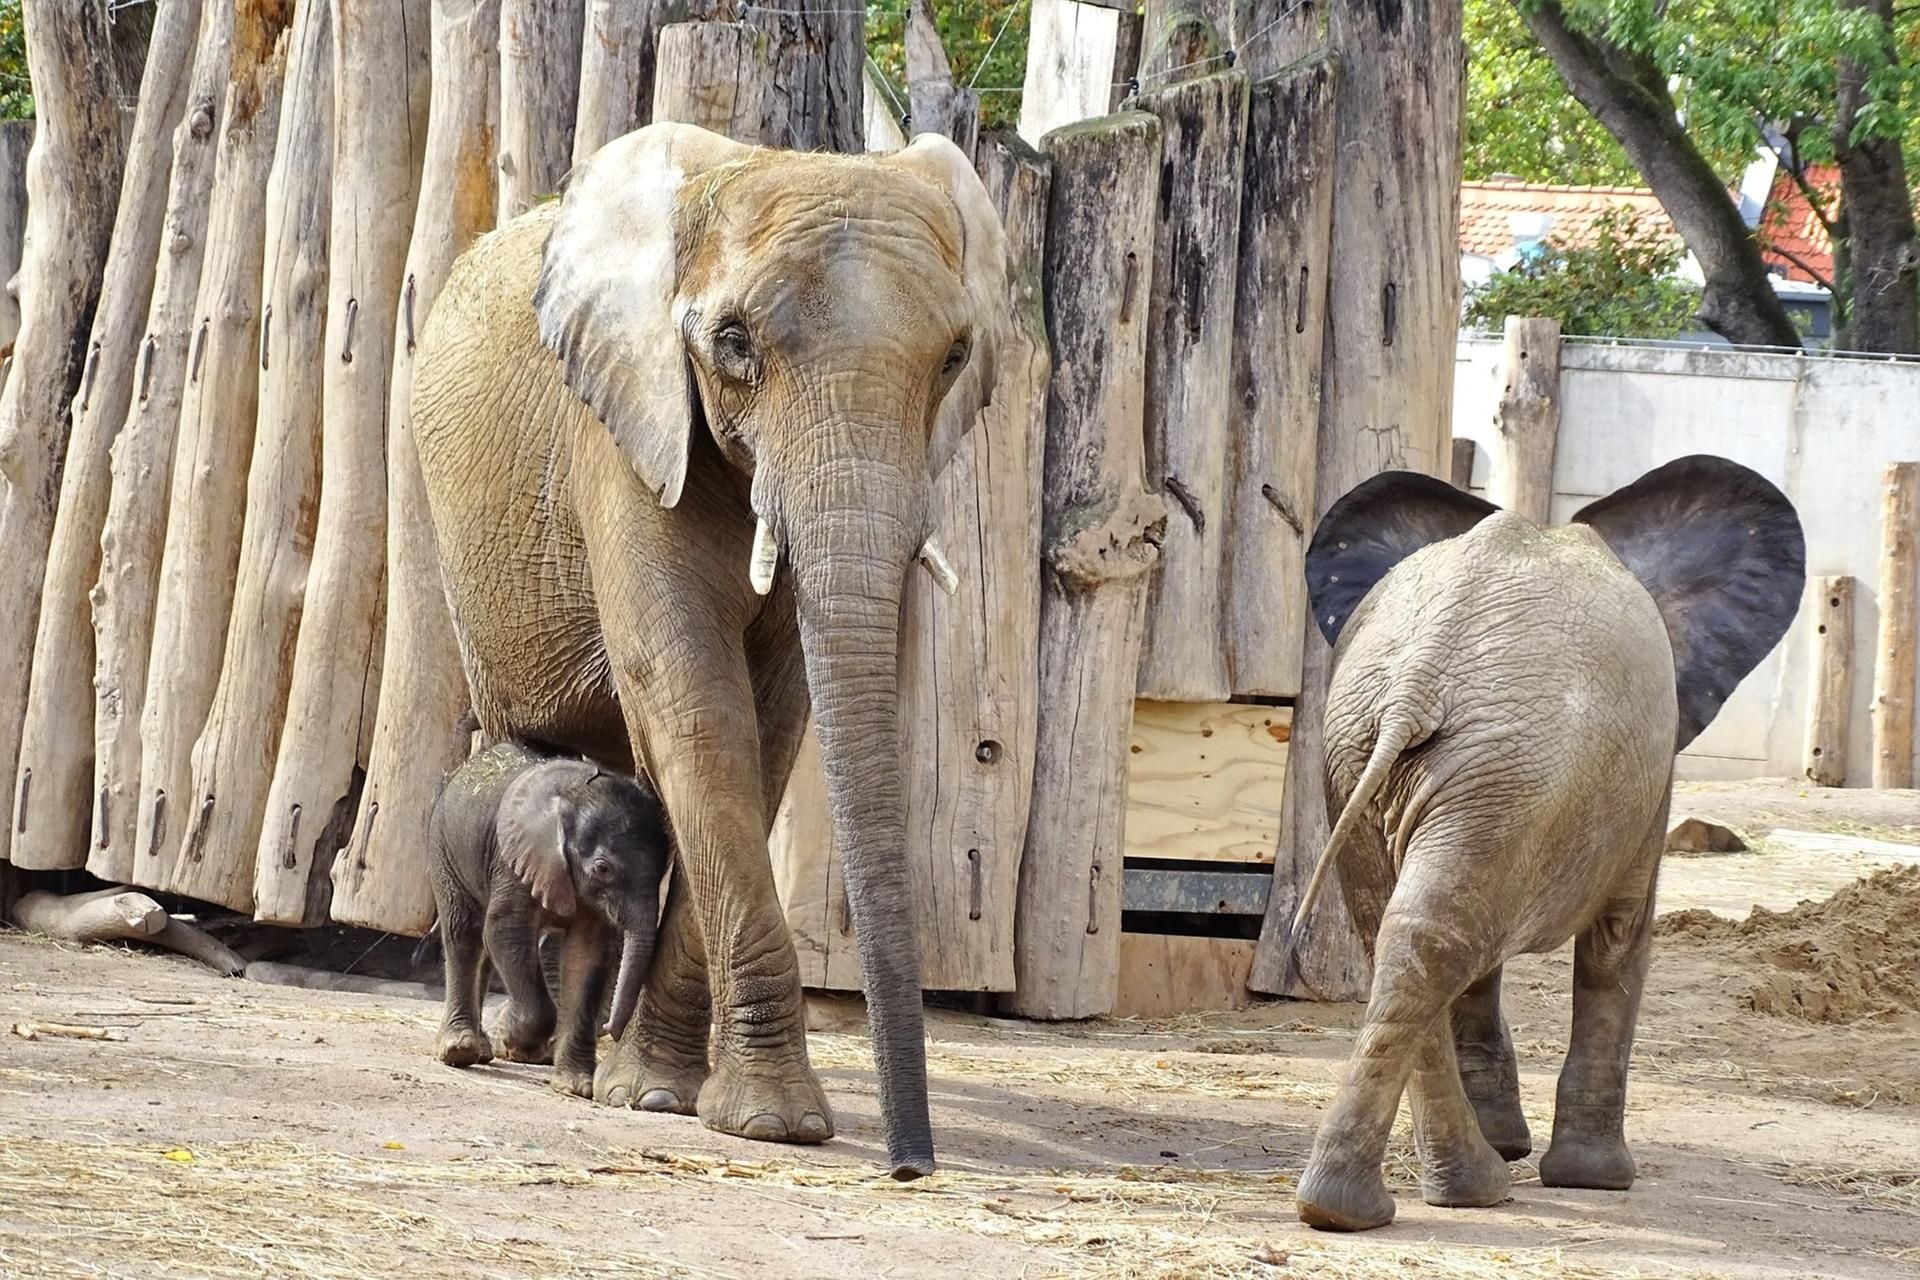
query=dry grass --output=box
[1762,1159,1920,1212]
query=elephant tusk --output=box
[749,517,778,595]
[918,539,959,596]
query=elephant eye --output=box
[585,854,616,883]
[941,338,970,378]
[711,319,757,376]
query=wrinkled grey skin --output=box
[431,741,670,1099]
[1290,456,1804,1232]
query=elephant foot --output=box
[493,1003,555,1065]
[1468,1092,1533,1162]
[1295,1157,1396,1232]
[1540,1131,1636,1190]
[550,1067,596,1099]
[697,1043,834,1145]
[1419,1133,1513,1209]
[435,1024,494,1067]
[593,1032,706,1112]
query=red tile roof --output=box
[1459,180,1675,258]
[1757,163,1837,285]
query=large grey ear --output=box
[1572,454,1805,751]
[533,122,754,509]
[498,761,600,918]
[1306,471,1501,645]
[879,132,1016,479]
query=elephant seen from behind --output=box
[1289,455,1805,1230]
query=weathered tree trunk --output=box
[1224,57,1335,699]
[1008,113,1165,1020]
[1134,69,1247,702]
[736,2,863,152]
[1251,0,1463,1001]
[1522,0,1801,349]
[253,0,430,925]
[0,0,150,867]
[1831,0,1918,355]
[0,119,32,380]
[1803,574,1855,788]
[905,0,977,156]
[1019,0,1126,146]
[329,0,500,934]
[139,7,295,900]
[171,0,334,906]
[7,0,203,875]
[10,886,246,974]
[651,22,765,138]
[90,1,238,883]
[1872,461,1918,789]
[574,0,652,161]
[1488,315,1561,523]
[497,0,582,224]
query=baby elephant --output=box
[1290,455,1803,1230]
[431,741,671,1097]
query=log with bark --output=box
[1802,574,1855,788]
[7,0,204,875]
[0,0,151,866]
[174,0,334,909]
[1831,0,1918,354]
[143,7,297,901]
[905,0,978,156]
[497,0,583,224]
[10,887,247,975]
[1008,112,1165,1020]
[252,0,431,926]
[90,0,239,882]
[1250,0,1463,1001]
[1488,315,1561,523]
[330,0,501,934]
[1133,69,1248,703]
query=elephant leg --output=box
[485,900,557,1064]
[434,892,493,1067]
[748,606,809,832]
[1450,965,1531,1159]
[1297,887,1493,1231]
[551,920,612,1098]
[598,871,713,1113]
[1540,884,1655,1190]
[1409,1020,1512,1209]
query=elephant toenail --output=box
[638,1089,681,1113]
[606,1086,630,1107]
[740,1113,789,1141]
[795,1112,832,1143]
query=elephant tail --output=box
[1287,709,1429,953]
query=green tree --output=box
[1464,206,1706,337]
[1465,0,1638,184]
[0,0,30,120]
[867,0,1031,129]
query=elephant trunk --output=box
[604,910,657,1042]
[780,453,934,1180]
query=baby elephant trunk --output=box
[603,915,658,1041]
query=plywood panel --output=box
[1113,932,1254,1018]
[1125,701,1288,865]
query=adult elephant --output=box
[411,122,1013,1179]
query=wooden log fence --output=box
[1803,575,1856,788]
[0,0,1492,1021]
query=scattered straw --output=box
[1763,1159,1920,1213]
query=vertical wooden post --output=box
[330,0,503,933]
[1008,113,1165,1020]
[1251,0,1463,1001]
[1018,0,1124,146]
[143,7,296,898]
[497,0,583,224]
[572,0,658,163]
[1134,69,1248,702]
[905,0,978,156]
[0,0,155,866]
[864,59,908,153]
[8,0,203,875]
[1872,461,1918,789]
[1488,315,1561,523]
[1450,436,1477,491]
[1803,575,1855,788]
[651,23,765,138]
[90,1,237,883]
[171,0,335,903]
[254,0,430,922]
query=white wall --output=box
[1453,335,1920,785]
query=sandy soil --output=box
[2,780,1917,1280]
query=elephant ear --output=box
[497,761,600,918]
[880,132,1016,479]
[1306,471,1501,646]
[1571,454,1805,751]
[533,122,754,509]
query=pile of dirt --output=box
[1656,865,1920,1024]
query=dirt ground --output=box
[3,779,1918,1280]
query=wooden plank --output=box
[1017,0,1122,147]
[1873,461,1918,788]
[864,59,907,154]
[1450,436,1477,490]
[773,129,1051,993]
[497,0,583,224]
[1134,69,1248,703]
[1112,932,1254,1019]
[1250,0,1463,1002]
[1488,315,1561,523]
[1803,574,1854,787]
[1223,57,1334,699]
[1122,866,1270,915]
[1007,112,1165,1020]
[1106,9,1143,113]
[1125,701,1288,865]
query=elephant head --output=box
[497,760,671,1041]
[528,123,1015,1175]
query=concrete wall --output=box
[1453,335,1920,785]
